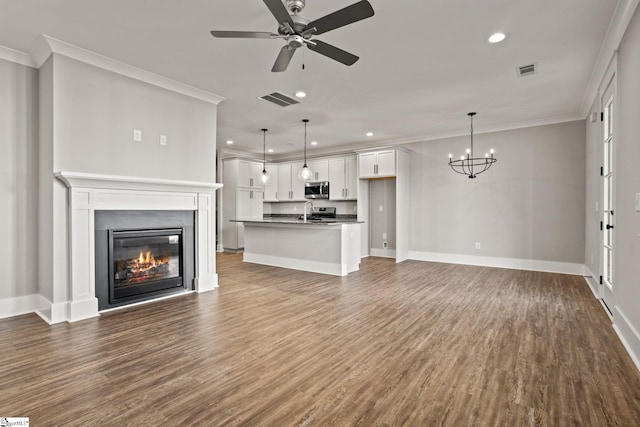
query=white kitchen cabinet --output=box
[238,159,263,188]
[328,156,358,200]
[263,164,278,202]
[277,162,305,201]
[222,158,265,250]
[307,159,329,182]
[358,150,396,178]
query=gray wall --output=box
[52,55,217,182]
[370,178,396,250]
[0,59,39,299]
[407,120,586,263]
[614,4,640,353]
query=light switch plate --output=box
[133,129,142,142]
[160,135,167,146]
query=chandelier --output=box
[448,112,496,179]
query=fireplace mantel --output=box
[55,171,223,193]
[52,171,222,323]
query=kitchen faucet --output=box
[303,201,314,222]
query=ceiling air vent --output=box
[517,63,537,77]
[258,92,300,107]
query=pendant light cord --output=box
[302,119,309,166]
[261,128,267,170]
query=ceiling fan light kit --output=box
[448,112,497,179]
[210,0,375,72]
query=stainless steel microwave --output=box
[304,181,329,199]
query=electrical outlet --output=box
[383,241,388,249]
[475,242,481,250]
[160,135,167,146]
[133,129,142,142]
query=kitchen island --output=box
[231,218,362,276]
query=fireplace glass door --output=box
[109,228,185,303]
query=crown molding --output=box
[0,44,36,68]
[579,0,640,116]
[29,34,225,105]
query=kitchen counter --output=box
[231,217,363,225]
[230,217,362,276]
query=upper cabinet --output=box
[277,161,306,201]
[306,159,329,182]
[329,156,358,200]
[263,164,278,202]
[237,159,263,188]
[358,150,396,178]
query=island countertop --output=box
[231,218,363,225]
[231,214,363,225]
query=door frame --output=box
[598,53,617,315]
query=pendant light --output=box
[260,128,270,184]
[300,119,313,180]
[448,112,497,179]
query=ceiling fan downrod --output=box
[286,0,306,14]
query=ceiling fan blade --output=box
[263,0,295,29]
[210,30,279,39]
[304,0,374,36]
[272,45,296,72]
[306,39,359,66]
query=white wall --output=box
[406,121,586,266]
[0,59,38,300]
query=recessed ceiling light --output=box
[311,141,318,146]
[488,32,506,43]
[366,132,374,137]
[295,91,306,98]
[226,140,234,145]
[267,148,274,153]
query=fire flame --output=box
[134,250,162,271]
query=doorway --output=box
[600,59,616,314]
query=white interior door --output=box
[600,66,616,314]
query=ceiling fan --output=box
[210,0,374,72]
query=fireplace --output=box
[95,210,195,310]
[110,228,185,303]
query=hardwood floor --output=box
[1,254,640,426]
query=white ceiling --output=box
[0,0,618,157]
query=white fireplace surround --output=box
[49,171,223,323]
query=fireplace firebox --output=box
[109,228,184,303]
[95,210,195,310]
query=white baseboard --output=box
[582,267,600,299]
[0,294,42,320]
[195,273,219,292]
[370,248,396,258]
[243,252,348,276]
[613,307,640,374]
[408,251,585,275]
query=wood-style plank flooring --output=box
[1,254,640,425]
